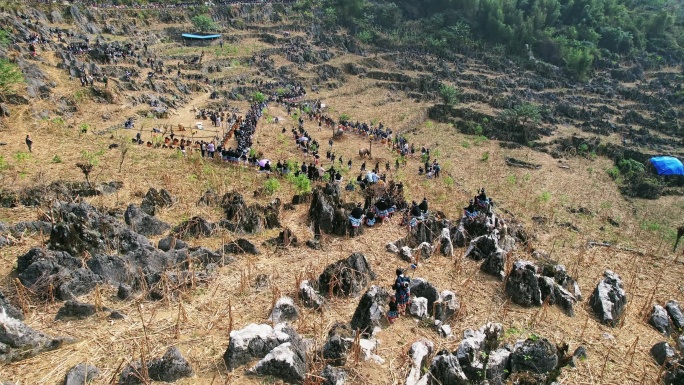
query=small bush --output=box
[444,176,454,187]
[339,113,351,122]
[264,178,281,195]
[252,91,266,103]
[474,136,488,146]
[0,155,8,170]
[538,191,551,202]
[14,152,30,162]
[481,151,490,161]
[606,166,620,180]
[52,155,62,164]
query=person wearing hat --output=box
[393,268,411,314]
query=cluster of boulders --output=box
[405,323,584,385]
[309,184,362,238]
[505,260,582,316]
[649,300,684,336]
[223,323,308,383]
[651,339,684,385]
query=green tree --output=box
[498,103,542,142]
[0,59,24,98]
[252,91,265,103]
[439,84,460,106]
[192,15,216,33]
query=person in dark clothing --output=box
[464,199,476,216]
[419,198,428,215]
[387,296,399,324]
[25,135,33,152]
[365,209,376,227]
[334,171,342,183]
[347,159,352,170]
[301,162,308,174]
[360,161,366,171]
[393,268,411,314]
[350,203,364,219]
[410,201,422,218]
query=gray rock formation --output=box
[589,270,627,327]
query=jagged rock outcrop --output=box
[318,253,375,297]
[589,270,627,327]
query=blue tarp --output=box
[649,156,684,176]
[181,33,221,39]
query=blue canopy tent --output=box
[181,33,221,46]
[649,156,684,176]
[181,34,222,40]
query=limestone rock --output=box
[589,270,627,327]
[269,297,299,324]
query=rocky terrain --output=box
[0,2,683,385]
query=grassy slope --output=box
[0,4,683,385]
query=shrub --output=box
[14,152,30,162]
[0,155,8,170]
[52,155,62,164]
[439,84,460,106]
[0,59,24,97]
[191,15,215,33]
[264,178,281,195]
[481,151,490,161]
[252,91,265,103]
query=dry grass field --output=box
[0,3,683,385]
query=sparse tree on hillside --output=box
[439,84,460,106]
[192,15,216,34]
[0,59,23,100]
[498,103,542,142]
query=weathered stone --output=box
[269,297,299,323]
[399,246,413,262]
[318,253,375,297]
[409,278,440,313]
[456,329,487,380]
[222,238,260,255]
[505,261,541,307]
[64,363,99,385]
[157,236,187,252]
[406,339,433,385]
[589,270,627,327]
[117,284,132,300]
[321,365,346,385]
[251,342,307,383]
[650,305,672,336]
[486,348,511,385]
[197,189,220,206]
[480,249,506,280]
[434,290,460,322]
[510,338,558,374]
[173,216,213,238]
[140,188,173,216]
[55,300,98,320]
[427,351,468,385]
[651,341,676,366]
[0,310,71,363]
[299,280,325,310]
[124,204,169,236]
[386,242,399,254]
[147,346,194,382]
[350,286,389,335]
[409,297,428,318]
[464,234,498,260]
[0,291,23,321]
[439,227,454,257]
[222,323,292,370]
[666,300,684,330]
[413,242,434,261]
